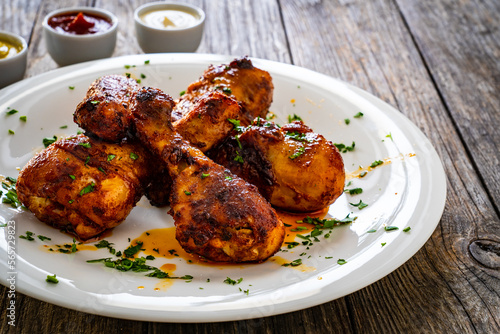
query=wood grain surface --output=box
[1,0,499,333]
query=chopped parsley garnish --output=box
[223,277,243,285]
[124,241,144,258]
[201,173,210,179]
[69,86,75,90]
[345,187,363,195]
[78,142,91,148]
[225,176,233,181]
[344,118,350,125]
[381,242,387,247]
[90,100,100,105]
[125,73,131,78]
[6,108,18,115]
[60,125,68,129]
[46,274,59,284]
[222,87,232,95]
[19,115,27,122]
[349,200,368,210]
[94,239,117,255]
[107,154,116,162]
[386,132,393,141]
[370,160,384,168]
[282,259,302,267]
[8,129,14,135]
[384,226,399,232]
[79,182,95,196]
[359,171,367,178]
[285,131,311,142]
[1,177,21,208]
[179,90,186,96]
[69,174,76,180]
[144,60,150,64]
[403,227,411,232]
[43,136,57,148]
[288,114,302,123]
[130,152,139,160]
[19,231,35,241]
[353,112,364,118]
[184,190,192,196]
[141,73,146,79]
[337,259,347,265]
[334,141,355,153]
[234,151,244,163]
[289,147,305,160]
[367,229,377,233]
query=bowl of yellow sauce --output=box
[134,2,205,53]
[0,31,28,89]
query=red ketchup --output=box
[48,12,112,35]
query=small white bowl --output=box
[0,31,28,89]
[134,2,205,53]
[42,7,118,66]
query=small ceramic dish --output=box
[42,7,118,66]
[134,2,205,53]
[0,31,28,89]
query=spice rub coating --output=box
[74,75,141,142]
[16,134,152,240]
[131,87,285,262]
[209,119,345,212]
[173,56,273,125]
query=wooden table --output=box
[1,0,499,333]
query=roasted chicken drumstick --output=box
[16,135,152,240]
[131,87,285,262]
[209,119,345,212]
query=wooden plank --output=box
[279,0,500,333]
[397,0,500,212]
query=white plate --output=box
[0,54,446,322]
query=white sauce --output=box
[140,9,199,30]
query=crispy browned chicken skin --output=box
[74,75,141,142]
[209,119,345,212]
[131,87,285,262]
[16,135,152,240]
[173,56,273,125]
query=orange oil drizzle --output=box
[346,153,416,180]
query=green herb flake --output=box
[337,259,347,265]
[289,147,305,160]
[19,115,27,122]
[79,182,95,196]
[201,173,210,179]
[125,73,131,78]
[359,171,367,178]
[353,112,364,118]
[381,242,387,247]
[179,90,186,96]
[6,108,19,115]
[107,154,116,162]
[367,229,377,233]
[130,152,139,160]
[144,60,150,64]
[282,259,302,267]
[370,160,384,168]
[234,151,244,163]
[288,114,303,123]
[386,133,393,141]
[345,187,363,195]
[43,136,57,148]
[349,200,368,210]
[90,100,100,105]
[223,277,242,285]
[19,231,35,241]
[69,86,75,90]
[46,274,59,284]
[69,174,76,180]
[344,118,351,125]
[78,142,91,148]
[403,227,411,232]
[8,129,14,135]
[334,141,355,153]
[222,87,232,95]
[124,241,144,258]
[140,73,146,79]
[184,190,192,196]
[60,125,68,129]
[384,226,399,232]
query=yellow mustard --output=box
[0,39,22,59]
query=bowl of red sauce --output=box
[43,7,118,66]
